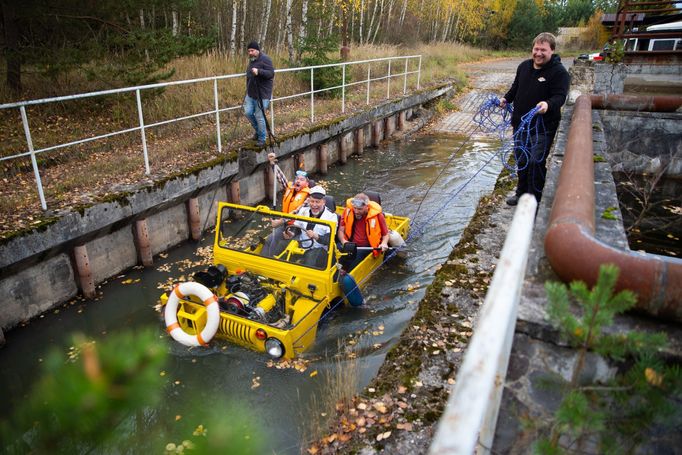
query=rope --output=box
[304,94,545,335]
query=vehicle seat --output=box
[364,190,382,206]
[324,195,336,213]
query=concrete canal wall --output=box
[0,85,453,341]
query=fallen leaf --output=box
[376,431,391,441]
[373,402,388,414]
[338,433,351,442]
[396,422,413,431]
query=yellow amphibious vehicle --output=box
[160,200,409,359]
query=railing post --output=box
[366,65,371,105]
[310,68,315,123]
[403,58,408,95]
[342,63,346,114]
[135,89,151,175]
[417,55,422,90]
[270,94,275,135]
[213,79,222,155]
[20,106,47,211]
[387,60,391,99]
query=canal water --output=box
[0,133,503,453]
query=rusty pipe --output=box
[590,94,682,112]
[545,95,682,321]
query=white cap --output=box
[309,185,326,198]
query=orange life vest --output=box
[342,200,383,256]
[282,183,310,213]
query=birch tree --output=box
[260,0,273,44]
[285,0,296,62]
[230,0,238,55]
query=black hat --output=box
[247,41,260,51]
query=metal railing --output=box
[429,194,537,455]
[0,55,422,211]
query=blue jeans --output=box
[243,96,269,142]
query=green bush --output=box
[296,35,351,98]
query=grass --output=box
[0,42,516,241]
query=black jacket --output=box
[246,52,275,101]
[504,54,570,131]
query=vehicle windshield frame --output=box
[215,203,338,271]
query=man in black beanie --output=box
[244,41,275,147]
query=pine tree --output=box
[535,264,682,454]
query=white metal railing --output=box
[0,55,422,210]
[429,194,537,455]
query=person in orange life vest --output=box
[281,170,311,213]
[337,193,389,272]
[262,170,310,257]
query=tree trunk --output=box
[452,6,462,42]
[239,0,246,51]
[172,10,179,36]
[285,0,295,63]
[384,0,394,42]
[260,0,272,45]
[230,0,238,55]
[299,0,308,44]
[318,0,325,37]
[367,0,378,45]
[276,0,284,52]
[327,4,335,37]
[416,0,424,38]
[399,0,407,28]
[1,0,21,92]
[359,0,364,44]
[370,0,383,44]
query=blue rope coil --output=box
[473,94,547,178]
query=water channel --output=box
[0,132,503,453]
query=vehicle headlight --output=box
[265,338,285,359]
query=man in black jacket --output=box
[500,32,570,205]
[244,41,275,147]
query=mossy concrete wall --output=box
[0,85,453,334]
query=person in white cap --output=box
[286,185,337,268]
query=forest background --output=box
[1,0,617,98]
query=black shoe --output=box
[255,140,266,148]
[506,195,519,206]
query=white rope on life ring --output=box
[164,281,220,347]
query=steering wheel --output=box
[274,240,307,262]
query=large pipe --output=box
[545,95,682,321]
[590,94,682,112]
